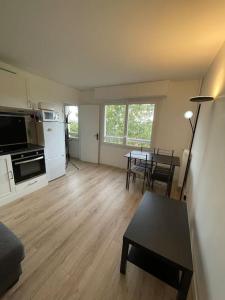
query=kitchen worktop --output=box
[0,143,44,156]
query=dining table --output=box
[124,150,180,195]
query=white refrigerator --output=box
[38,121,66,181]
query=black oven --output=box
[11,149,46,184]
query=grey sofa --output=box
[0,222,25,296]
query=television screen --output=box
[0,115,27,146]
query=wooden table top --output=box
[124,150,180,167]
[124,192,193,271]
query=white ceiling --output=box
[0,0,224,89]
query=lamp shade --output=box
[190,96,214,102]
[184,111,193,119]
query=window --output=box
[127,104,155,148]
[104,103,155,148]
[65,106,79,138]
[104,105,126,144]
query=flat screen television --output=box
[0,115,27,146]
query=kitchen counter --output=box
[0,144,44,156]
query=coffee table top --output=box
[124,192,193,271]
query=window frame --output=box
[103,101,157,149]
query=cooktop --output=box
[0,143,44,156]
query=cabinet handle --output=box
[28,181,38,186]
[8,170,14,179]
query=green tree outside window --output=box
[65,106,79,138]
[104,103,155,148]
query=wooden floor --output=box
[0,161,179,300]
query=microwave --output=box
[40,110,60,122]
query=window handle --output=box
[95,133,99,140]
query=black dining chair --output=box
[151,148,175,197]
[126,153,150,193]
[136,147,155,168]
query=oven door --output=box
[12,155,46,184]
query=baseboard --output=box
[186,200,199,300]
[189,250,200,300]
[192,272,199,300]
[69,156,80,160]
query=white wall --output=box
[0,61,80,155]
[154,80,200,157]
[94,80,170,101]
[187,42,225,300]
[0,61,81,158]
[0,61,80,111]
[69,138,80,159]
[81,79,200,181]
[80,81,169,104]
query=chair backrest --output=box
[140,154,149,176]
[135,152,149,169]
[129,151,141,169]
[155,148,175,171]
[156,148,174,157]
[152,149,175,187]
[149,147,156,154]
[129,151,135,164]
[143,154,148,170]
[141,146,155,153]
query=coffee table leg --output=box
[120,238,129,274]
[177,270,192,300]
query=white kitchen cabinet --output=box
[0,69,28,109]
[0,155,15,199]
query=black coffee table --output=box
[120,192,193,300]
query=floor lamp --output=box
[180,96,214,200]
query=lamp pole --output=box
[180,104,201,200]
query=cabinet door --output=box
[0,155,15,198]
[0,69,28,109]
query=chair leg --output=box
[127,172,131,191]
[127,173,130,190]
[126,171,129,189]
